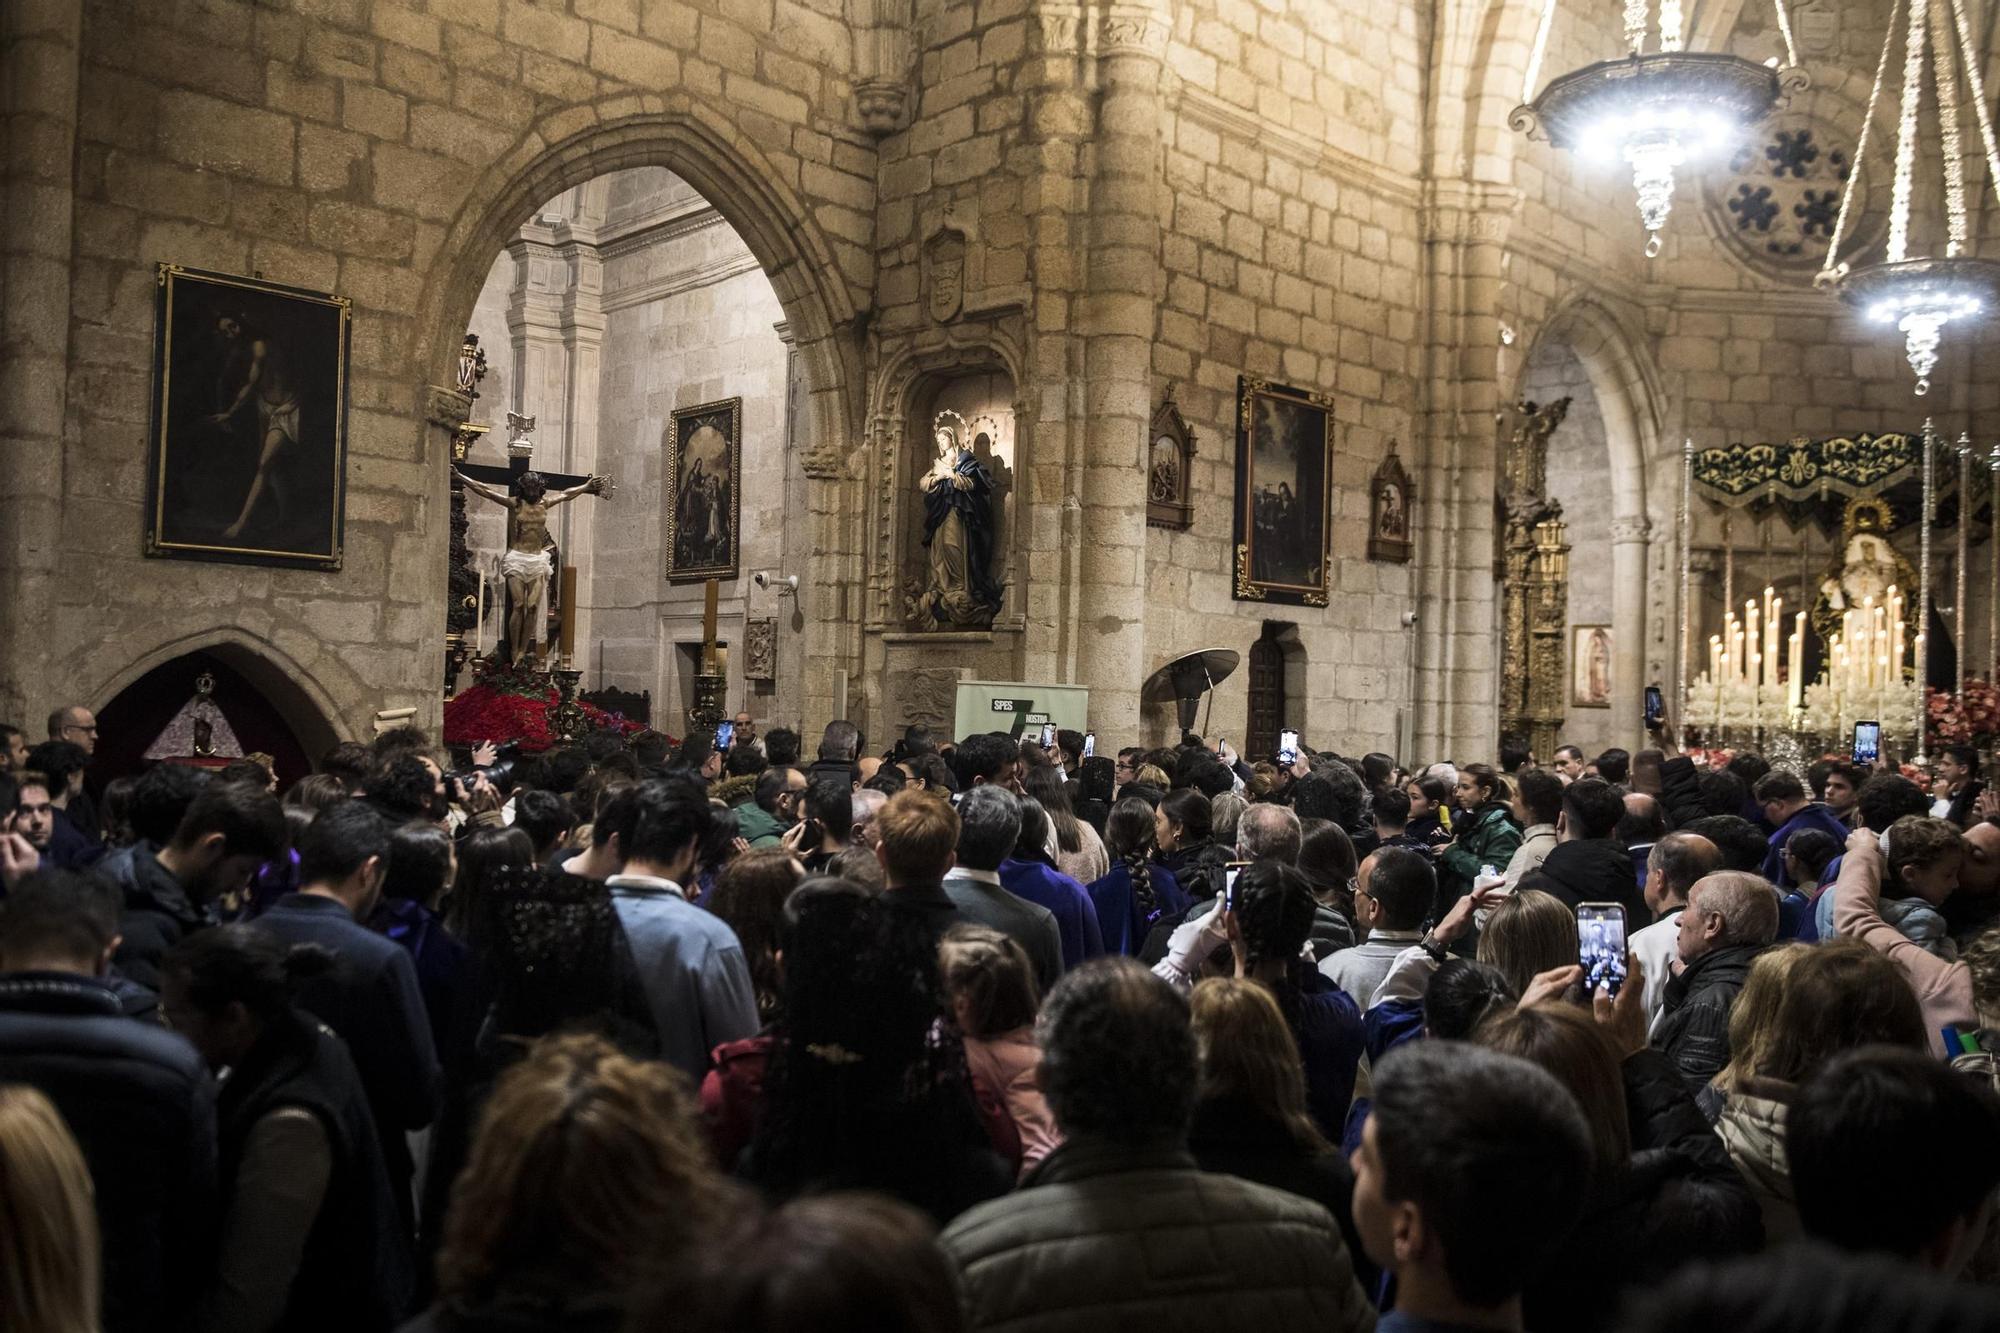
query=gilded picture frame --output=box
[1368,443,1414,563]
[1571,624,1614,709]
[1232,376,1333,607]
[146,264,351,569]
[664,397,742,584]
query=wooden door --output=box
[1247,626,1284,762]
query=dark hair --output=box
[1727,751,1772,786]
[1423,959,1516,1039]
[370,724,432,764]
[381,820,453,905]
[745,888,995,1219]
[364,755,441,822]
[627,777,714,867]
[539,747,592,795]
[1499,736,1533,773]
[127,763,212,845]
[283,773,348,815]
[1856,773,1931,833]
[1371,786,1412,828]
[954,733,1017,786]
[1784,828,1842,882]
[676,729,716,774]
[1941,743,1981,772]
[1296,822,1357,897]
[1103,797,1160,920]
[805,779,852,844]
[170,780,288,863]
[1697,768,1747,819]
[297,800,394,887]
[940,924,1040,1038]
[1681,815,1768,874]
[1036,958,1195,1144]
[1361,752,1396,789]
[23,741,87,784]
[953,786,1021,873]
[163,924,334,1023]
[511,788,576,854]
[447,827,535,936]
[1011,798,1056,869]
[1234,861,1318,970]
[1368,1042,1593,1308]
[754,768,798,816]
[1615,792,1665,845]
[1156,787,1211,845]
[1559,778,1623,840]
[1623,1245,2000,1333]
[1752,771,1808,804]
[710,849,806,1023]
[1460,763,1501,802]
[1364,847,1436,931]
[635,1193,964,1333]
[1513,769,1563,828]
[901,725,939,759]
[1592,748,1629,785]
[1023,764,1081,855]
[725,744,769,779]
[99,774,137,847]
[0,870,122,963]
[215,758,271,790]
[1180,758,1234,799]
[319,741,372,789]
[1412,773,1451,809]
[763,727,802,767]
[1787,1045,2000,1259]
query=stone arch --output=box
[1515,297,1664,747]
[415,93,863,473]
[85,627,350,759]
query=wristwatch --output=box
[1417,933,1448,963]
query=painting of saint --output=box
[1572,625,1613,708]
[1233,377,1333,606]
[665,399,741,582]
[147,265,350,568]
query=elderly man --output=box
[1650,870,1778,1089]
[1629,832,1721,1027]
[942,786,1062,991]
[939,959,1375,1333]
[47,704,98,757]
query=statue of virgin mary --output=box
[912,411,1003,627]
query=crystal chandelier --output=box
[1819,0,2000,395]
[1513,1,1808,257]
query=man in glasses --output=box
[47,705,98,758]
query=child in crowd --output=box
[939,925,1060,1177]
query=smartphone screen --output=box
[714,720,735,751]
[1577,903,1628,998]
[1852,720,1881,766]
[1224,861,1250,913]
[1278,728,1300,765]
[1082,731,1096,758]
[1643,685,1664,729]
[1040,722,1056,748]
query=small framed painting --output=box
[1572,624,1613,709]
[147,264,351,568]
[1232,376,1333,607]
[1368,443,1414,563]
[664,397,742,583]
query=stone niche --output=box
[878,368,1023,721]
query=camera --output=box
[447,740,523,798]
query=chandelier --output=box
[1513,2,1808,257]
[1818,0,2000,396]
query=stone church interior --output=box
[4,0,2000,1328]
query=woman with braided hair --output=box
[1087,797,1188,956]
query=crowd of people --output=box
[2,702,1999,1332]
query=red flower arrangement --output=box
[1927,680,2000,752]
[443,681,645,752]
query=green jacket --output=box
[733,801,787,848]
[1437,801,1523,899]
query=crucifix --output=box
[454,412,611,668]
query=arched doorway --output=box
[94,647,339,790]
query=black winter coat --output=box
[1521,1049,1763,1333]
[1521,838,1650,924]
[1657,756,1709,832]
[0,972,217,1333]
[1650,942,1762,1089]
[98,841,209,991]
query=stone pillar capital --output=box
[1610,517,1653,544]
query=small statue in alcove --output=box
[908,410,1004,628]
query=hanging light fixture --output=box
[1818,0,2000,395]
[1513,2,1808,258]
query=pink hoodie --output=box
[1833,839,1975,1056]
[962,1026,1062,1178]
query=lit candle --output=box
[1746,600,1760,685]
[475,569,486,654]
[1788,611,1805,711]
[1767,594,1781,691]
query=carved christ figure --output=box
[454,468,605,665]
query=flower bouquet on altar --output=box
[443,657,646,752]
[1927,680,2000,753]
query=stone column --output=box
[1068,3,1164,731]
[0,0,80,722]
[1611,516,1651,747]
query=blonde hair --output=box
[1476,889,1576,996]
[1133,764,1170,789]
[873,789,960,882]
[0,1085,100,1333]
[1714,942,1811,1094]
[1189,977,1327,1154]
[437,1034,727,1308]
